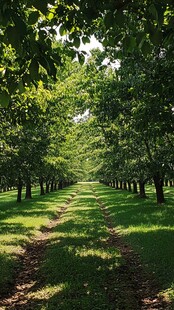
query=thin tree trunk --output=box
[46,181,50,193]
[115,179,119,189]
[25,180,32,199]
[58,180,63,190]
[120,181,123,189]
[153,174,165,204]
[165,179,168,186]
[54,182,57,191]
[139,181,146,198]
[128,181,132,192]
[17,178,22,203]
[123,181,127,190]
[39,177,45,195]
[133,180,138,194]
[50,180,54,192]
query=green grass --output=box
[93,183,174,304]
[24,184,139,309]
[0,185,78,295]
[0,182,174,308]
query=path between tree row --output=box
[0,184,170,310]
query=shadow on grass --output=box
[93,184,174,296]
[25,232,138,310]
[0,185,79,295]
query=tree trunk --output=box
[58,180,63,190]
[115,179,119,189]
[133,180,138,194]
[46,181,50,193]
[25,180,32,199]
[112,179,115,188]
[165,179,168,186]
[54,182,57,191]
[120,181,123,189]
[50,180,54,192]
[17,178,22,203]
[128,181,132,192]
[39,177,45,195]
[123,181,127,190]
[153,174,165,204]
[139,181,146,198]
[169,180,173,187]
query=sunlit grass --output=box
[0,185,78,295]
[93,182,174,304]
[28,184,126,310]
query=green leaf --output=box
[141,41,152,56]
[33,0,48,15]
[150,30,163,46]
[29,59,39,80]
[5,26,22,53]
[104,12,114,29]
[28,11,40,25]
[136,32,145,48]
[82,36,90,44]
[0,67,6,78]
[78,53,85,65]
[0,90,10,107]
[123,36,136,52]
[18,80,25,94]
[114,10,126,28]
[73,37,81,49]
[148,4,158,21]
[59,24,67,36]
[12,14,27,37]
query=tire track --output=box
[0,191,79,310]
[92,186,170,310]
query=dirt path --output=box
[0,192,78,310]
[0,185,171,310]
[92,186,170,310]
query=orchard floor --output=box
[0,183,173,310]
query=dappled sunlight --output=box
[27,283,66,301]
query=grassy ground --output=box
[0,182,174,309]
[93,183,174,304]
[25,185,133,309]
[0,186,77,295]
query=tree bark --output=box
[153,174,165,204]
[128,181,132,192]
[54,182,57,191]
[50,180,54,192]
[17,178,22,203]
[39,177,45,195]
[46,181,50,193]
[115,179,119,189]
[58,180,63,190]
[120,181,123,189]
[123,181,127,190]
[133,180,138,194]
[165,179,168,186]
[25,180,32,199]
[139,181,146,198]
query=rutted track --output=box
[91,185,170,310]
[0,184,172,309]
[0,191,79,310]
